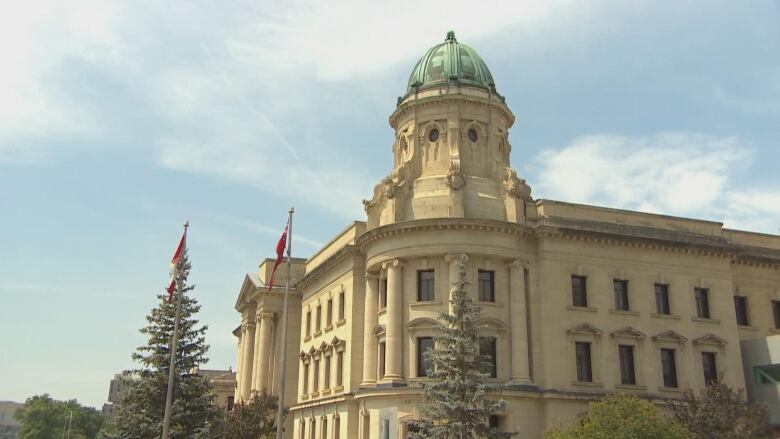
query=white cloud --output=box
[530,132,780,234]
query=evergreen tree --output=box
[410,255,507,439]
[114,250,221,439]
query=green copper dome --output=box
[407,31,497,94]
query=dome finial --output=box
[445,30,456,42]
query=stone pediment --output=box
[406,318,438,330]
[307,346,317,355]
[373,324,386,336]
[234,274,260,310]
[610,327,646,339]
[481,318,509,332]
[566,323,603,336]
[693,333,727,347]
[318,341,329,351]
[330,336,343,347]
[652,330,688,344]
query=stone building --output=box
[233,32,780,438]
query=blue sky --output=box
[1,1,779,408]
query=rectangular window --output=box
[619,345,636,385]
[614,279,629,311]
[774,301,780,329]
[571,275,588,307]
[382,419,390,439]
[300,421,305,439]
[334,417,340,439]
[310,420,316,439]
[306,311,311,336]
[702,352,718,384]
[227,396,234,411]
[661,348,678,388]
[303,363,309,394]
[489,415,500,430]
[655,283,671,315]
[479,337,498,378]
[316,305,322,332]
[336,351,344,387]
[417,337,434,377]
[378,342,386,378]
[380,279,388,308]
[327,298,333,327]
[313,359,320,392]
[734,296,749,326]
[695,288,710,318]
[324,356,331,389]
[322,418,328,439]
[338,291,345,321]
[417,270,435,301]
[478,270,495,302]
[575,342,592,382]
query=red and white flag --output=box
[267,221,288,293]
[166,229,187,302]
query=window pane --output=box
[655,284,670,315]
[619,345,636,385]
[734,296,749,326]
[661,349,678,388]
[316,306,322,331]
[773,301,780,329]
[695,288,710,318]
[378,343,386,378]
[327,299,333,326]
[575,342,592,382]
[336,351,344,387]
[417,270,435,301]
[479,337,498,378]
[614,280,629,311]
[478,270,495,302]
[324,357,331,389]
[572,275,587,307]
[417,337,434,377]
[380,279,388,308]
[339,292,345,320]
[702,352,718,384]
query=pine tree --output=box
[114,250,221,439]
[410,255,508,439]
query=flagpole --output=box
[162,221,188,439]
[276,208,293,439]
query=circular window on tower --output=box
[468,128,478,143]
[428,128,440,142]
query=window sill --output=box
[313,330,322,337]
[311,391,320,398]
[323,325,334,333]
[320,389,331,396]
[609,309,639,316]
[691,317,721,324]
[658,386,683,393]
[478,301,505,308]
[377,308,387,317]
[300,394,309,400]
[738,325,758,331]
[304,335,312,342]
[332,385,344,394]
[571,381,603,388]
[336,319,346,327]
[615,384,646,391]
[566,305,598,313]
[651,313,680,320]
[410,300,442,307]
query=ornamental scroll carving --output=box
[446,160,465,190]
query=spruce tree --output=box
[410,255,507,439]
[115,250,221,439]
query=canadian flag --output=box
[166,230,187,303]
[267,221,288,293]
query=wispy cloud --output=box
[529,132,780,234]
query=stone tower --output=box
[363,31,534,229]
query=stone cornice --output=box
[296,245,361,291]
[357,218,533,253]
[390,93,514,128]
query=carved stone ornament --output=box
[503,168,531,199]
[446,161,465,190]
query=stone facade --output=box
[233,33,780,438]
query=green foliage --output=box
[410,255,508,439]
[219,392,280,439]
[114,251,222,439]
[669,380,773,439]
[14,394,106,439]
[544,394,690,439]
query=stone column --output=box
[234,334,243,400]
[383,259,404,381]
[509,260,532,384]
[251,314,264,392]
[240,321,256,401]
[254,312,274,392]
[444,253,468,314]
[361,273,379,387]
